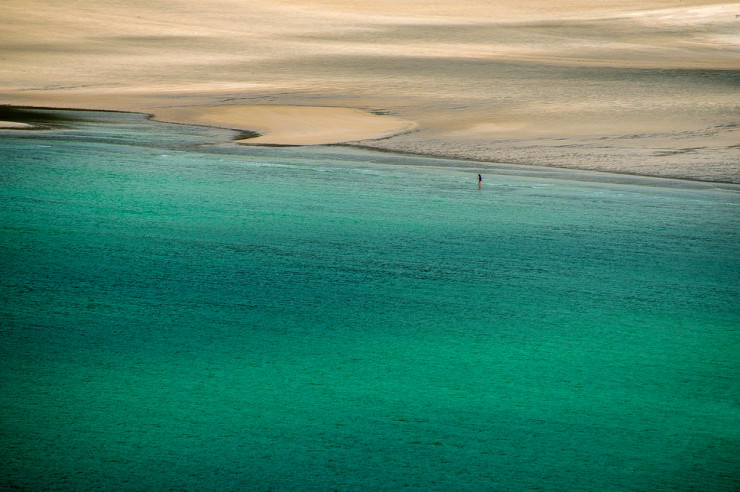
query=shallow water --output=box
[1,112,739,490]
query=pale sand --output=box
[153,105,416,145]
[0,121,37,129]
[1,0,738,180]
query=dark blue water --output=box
[1,112,739,490]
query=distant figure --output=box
[478,174,482,189]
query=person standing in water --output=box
[478,173,482,189]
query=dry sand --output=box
[153,105,416,145]
[1,0,738,180]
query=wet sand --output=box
[1,0,738,180]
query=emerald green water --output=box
[1,111,739,490]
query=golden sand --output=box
[1,0,738,179]
[153,105,416,145]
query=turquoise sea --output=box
[1,109,739,490]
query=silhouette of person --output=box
[478,174,482,189]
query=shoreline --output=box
[2,103,739,188]
[335,142,740,188]
[2,0,737,184]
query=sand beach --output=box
[153,105,416,145]
[2,3,740,490]
[1,0,738,180]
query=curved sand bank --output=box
[153,105,416,145]
[0,121,37,129]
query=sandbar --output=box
[0,121,37,129]
[153,105,416,145]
